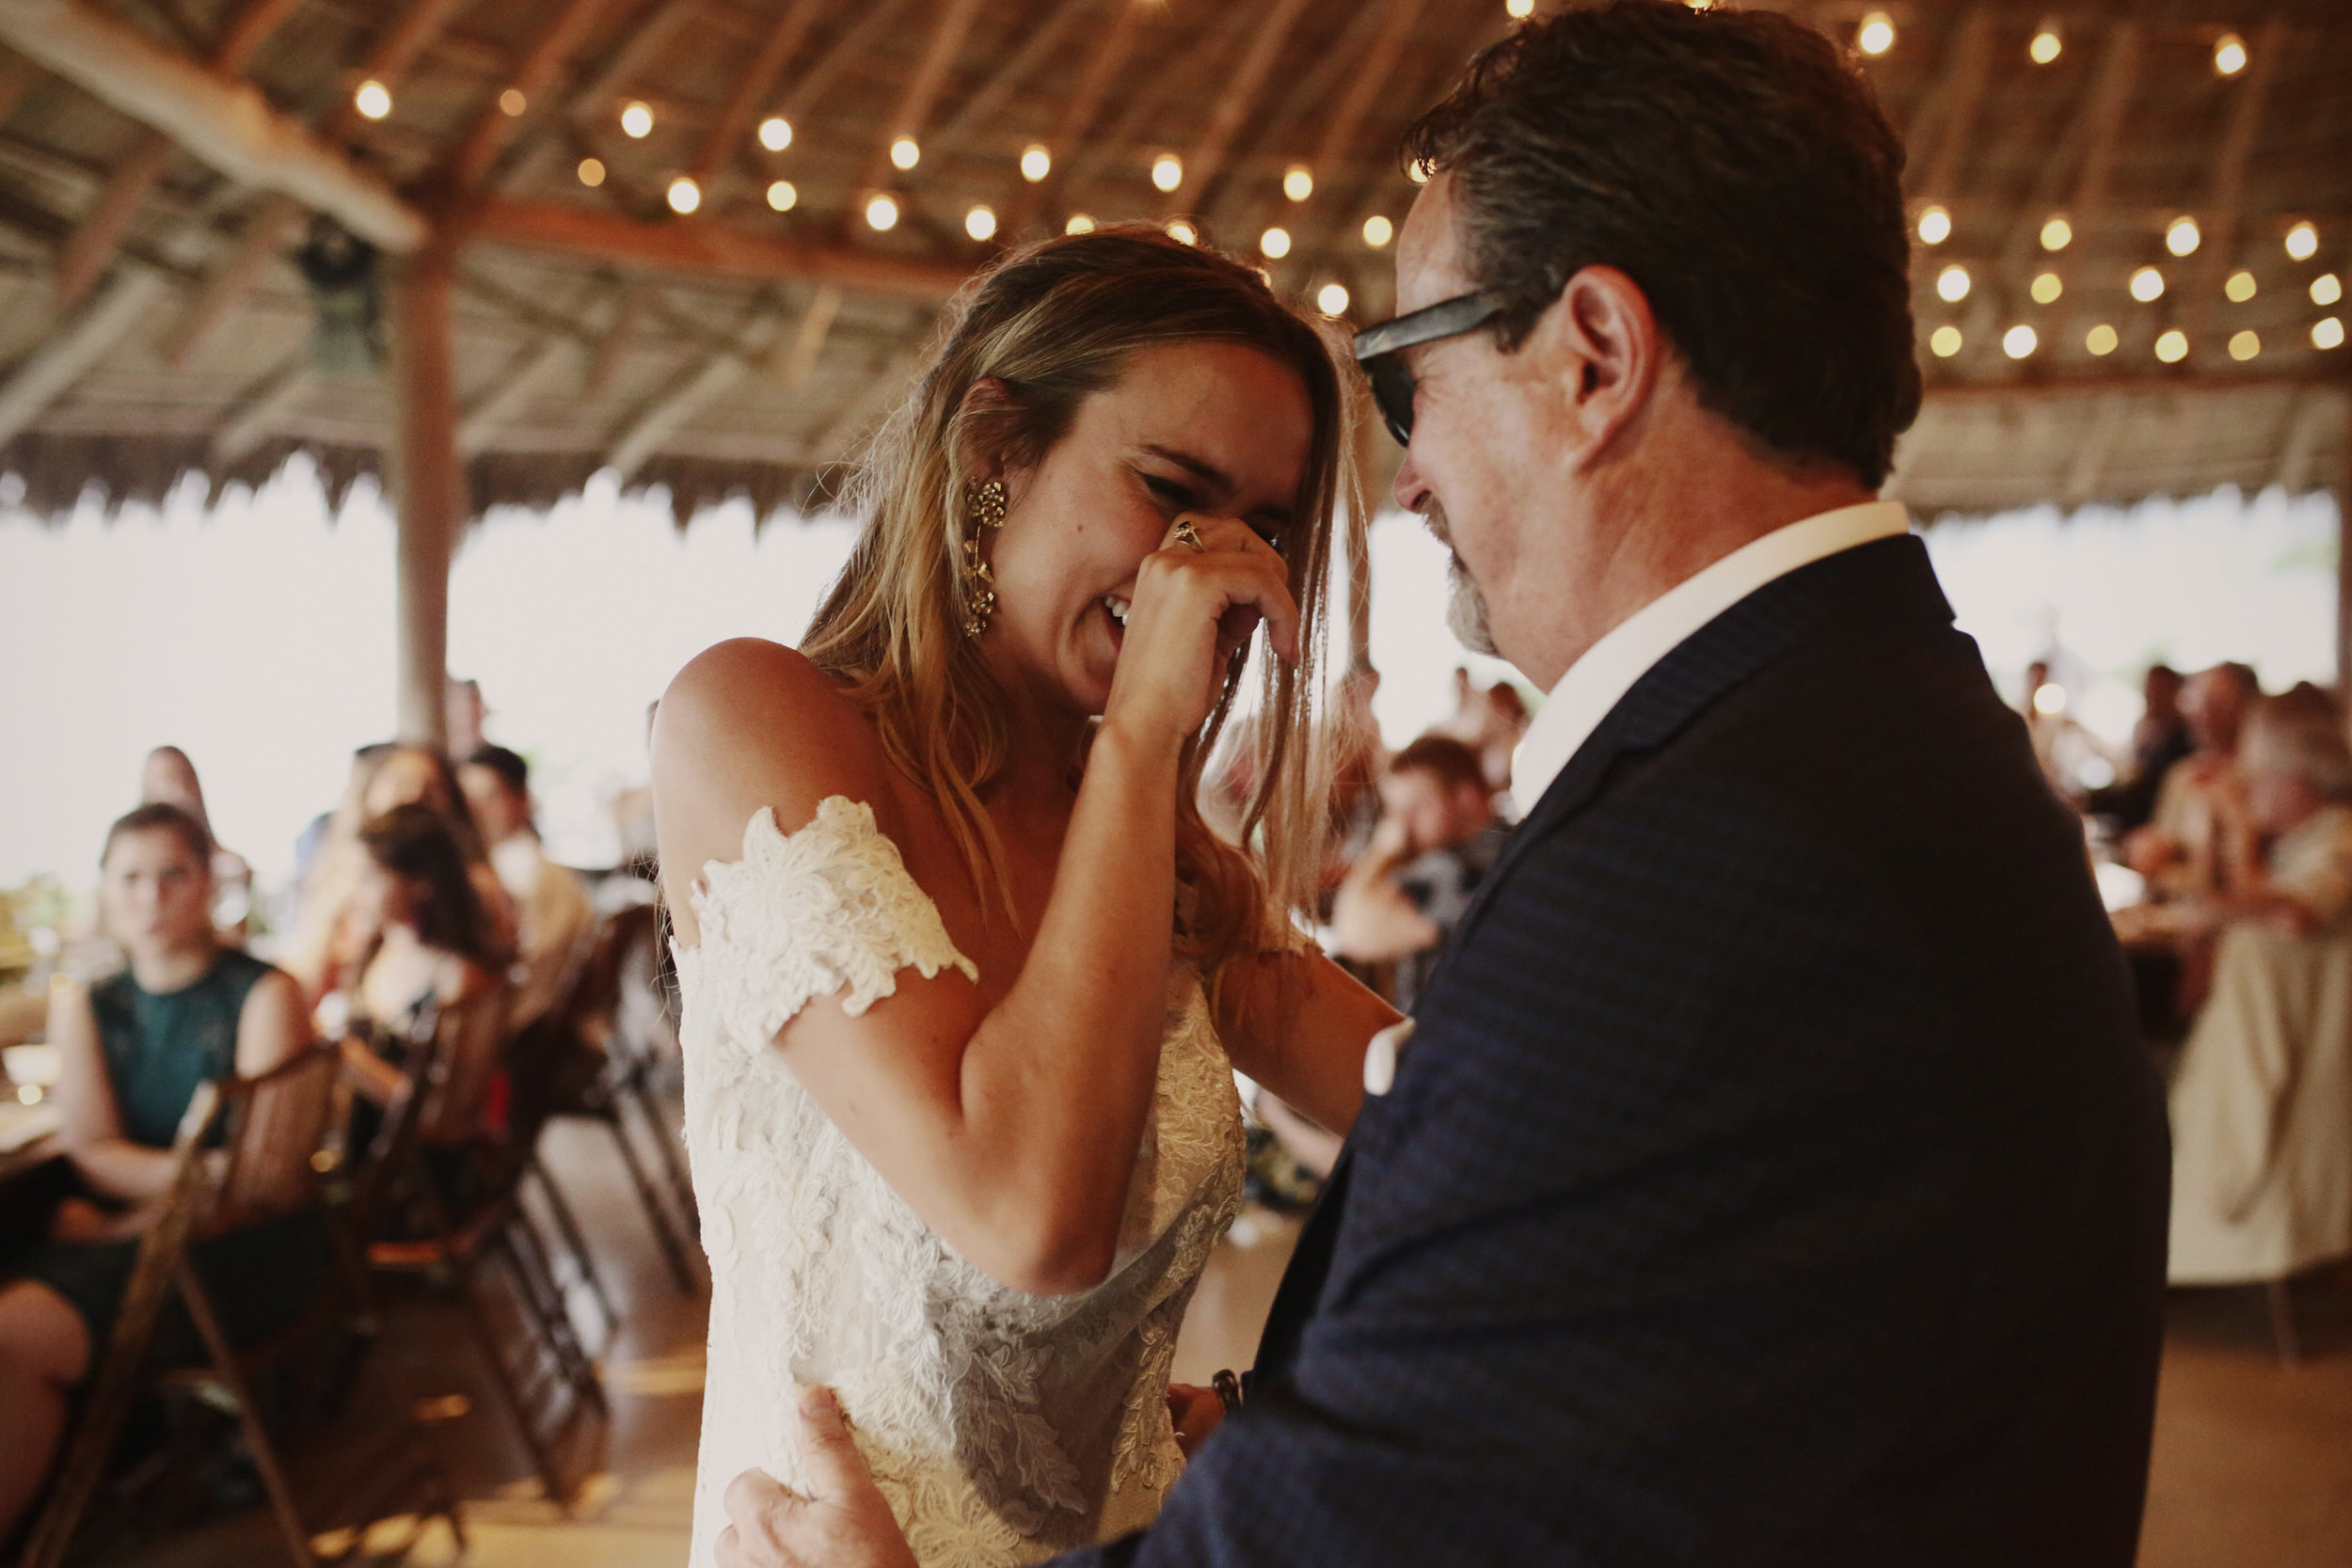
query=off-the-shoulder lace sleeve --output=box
[682,797,977,1048]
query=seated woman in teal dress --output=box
[0,803,318,1540]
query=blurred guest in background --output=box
[444,677,488,761]
[1436,668,1532,794]
[1329,735,1509,1014]
[2087,665,2191,833]
[2169,691,2352,1284]
[2127,662,2260,900]
[0,805,318,1539]
[292,741,394,895]
[2018,660,2110,801]
[460,744,592,1029]
[336,803,511,1196]
[139,745,253,940]
[283,745,512,1001]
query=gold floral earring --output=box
[961,478,1008,638]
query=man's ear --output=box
[1518,264,1662,469]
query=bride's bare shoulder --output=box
[653,640,893,867]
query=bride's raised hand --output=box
[1101,513,1299,752]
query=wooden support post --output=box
[390,245,464,750]
[2338,393,2352,699]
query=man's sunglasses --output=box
[1351,291,1503,446]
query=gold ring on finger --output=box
[1172,519,1206,553]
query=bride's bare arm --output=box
[1216,949,1397,1137]
[658,520,1296,1299]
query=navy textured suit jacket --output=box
[1069,535,2169,1566]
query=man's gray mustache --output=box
[1424,499,1499,657]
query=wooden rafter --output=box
[2062,20,2142,253]
[0,263,169,443]
[1057,5,1242,223]
[604,304,782,481]
[1279,0,1426,260]
[775,0,918,129]
[780,283,840,388]
[445,0,615,193]
[53,0,309,309]
[854,0,988,201]
[2181,14,2288,348]
[584,276,649,396]
[565,0,696,126]
[1906,8,1993,205]
[473,197,970,299]
[210,354,313,465]
[1161,0,1313,219]
[929,0,1093,161]
[1006,0,1140,232]
[688,0,831,190]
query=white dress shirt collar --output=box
[1509,499,1913,818]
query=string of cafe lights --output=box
[412,0,2330,345]
[1887,23,2344,368]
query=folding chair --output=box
[21,1049,463,1568]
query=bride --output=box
[653,228,1401,1567]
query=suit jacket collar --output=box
[1468,534,1954,936]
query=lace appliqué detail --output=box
[675,797,1245,1568]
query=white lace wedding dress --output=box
[675,798,1247,1567]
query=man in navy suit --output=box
[725,4,2170,1563]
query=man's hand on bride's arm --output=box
[1166,1383,1225,1458]
[1217,947,1398,1137]
[719,1387,915,1568]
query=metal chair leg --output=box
[527,1152,621,1337]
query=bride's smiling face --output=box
[982,341,1313,720]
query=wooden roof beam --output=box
[1906,8,1992,206]
[210,353,313,465]
[1006,0,1141,233]
[854,0,987,203]
[54,0,309,309]
[0,0,425,250]
[471,197,969,299]
[565,0,698,126]
[0,262,169,444]
[689,0,831,190]
[604,305,782,481]
[929,0,1093,162]
[775,0,917,130]
[1160,0,1313,219]
[445,0,615,192]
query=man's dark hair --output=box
[1404,0,1920,486]
[1391,735,1490,799]
[103,801,212,867]
[465,743,531,799]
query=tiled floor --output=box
[97,1126,2352,1566]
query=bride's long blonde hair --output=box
[802,227,1360,980]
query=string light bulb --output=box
[2130,266,2165,303]
[1261,227,1292,260]
[1151,153,1184,192]
[1317,282,1350,317]
[2285,222,2319,261]
[2225,270,2257,303]
[2314,318,2345,351]
[1065,213,1095,235]
[865,193,900,230]
[1505,0,1534,17]
[666,176,700,214]
[577,157,606,187]
[759,117,792,151]
[2313,275,2344,308]
[767,180,797,212]
[354,79,392,119]
[1362,214,1393,248]
[1406,160,1430,185]
[621,100,654,137]
[1021,144,1052,182]
[2028,24,2061,64]
[1936,264,1970,303]
[890,136,920,171]
[1283,165,1314,202]
[1166,218,1197,245]
[2213,33,2248,77]
[965,205,997,242]
[2228,330,2261,361]
[1856,11,1895,55]
[2031,272,2062,305]
[499,88,527,116]
[1930,325,1963,357]
[1916,205,1951,245]
[2041,214,2073,251]
[2002,325,2038,359]
[2165,216,2201,257]
[2086,324,2119,356]
[2154,329,2188,363]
